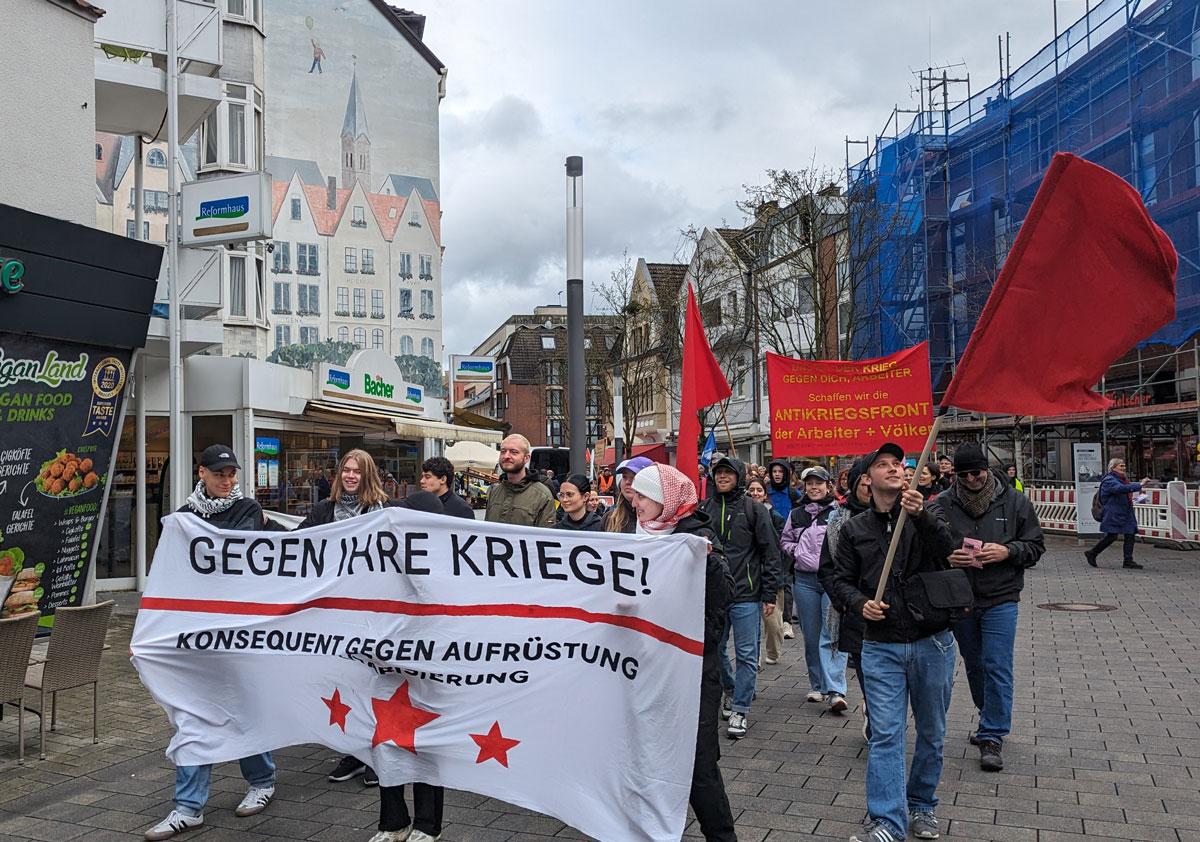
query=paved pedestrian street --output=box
[1,536,1199,841]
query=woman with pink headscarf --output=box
[628,464,738,842]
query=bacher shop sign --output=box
[316,349,425,417]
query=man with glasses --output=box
[936,442,1044,773]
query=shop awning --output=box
[452,407,509,431]
[303,400,503,445]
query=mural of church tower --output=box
[341,62,371,190]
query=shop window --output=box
[352,206,367,228]
[421,337,435,358]
[273,281,291,314]
[271,241,291,273]
[362,248,375,274]
[353,287,366,317]
[353,327,366,349]
[338,326,349,343]
[300,326,319,344]
[275,325,291,349]
[419,254,433,279]
[420,289,434,319]
[299,283,319,316]
[371,289,384,318]
[297,242,319,275]
[147,148,167,168]
[399,253,413,279]
[291,197,302,221]
[398,288,413,318]
[400,335,414,355]
[200,83,263,172]
[336,286,349,316]
[372,328,384,349]
[345,247,358,273]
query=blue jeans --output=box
[793,572,848,696]
[175,753,276,816]
[861,631,956,839]
[719,601,761,714]
[954,600,1018,745]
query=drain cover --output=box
[1037,602,1117,612]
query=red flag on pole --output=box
[677,284,732,486]
[942,153,1177,416]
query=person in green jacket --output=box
[485,434,556,527]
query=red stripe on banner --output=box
[139,596,704,656]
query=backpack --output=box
[1090,484,1104,521]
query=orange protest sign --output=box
[765,343,934,457]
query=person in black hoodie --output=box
[934,442,1044,773]
[629,464,737,842]
[419,456,475,520]
[828,443,958,842]
[553,473,604,531]
[144,444,277,841]
[701,456,781,740]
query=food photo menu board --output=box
[0,332,132,628]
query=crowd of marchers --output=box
[141,431,1151,842]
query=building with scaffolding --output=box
[849,0,1200,482]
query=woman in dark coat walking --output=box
[1085,457,1144,570]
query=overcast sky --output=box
[430,1,1070,358]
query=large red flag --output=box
[942,152,1177,416]
[678,284,732,486]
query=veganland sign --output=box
[765,343,935,457]
[317,349,425,417]
[0,332,131,628]
[132,508,706,842]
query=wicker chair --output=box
[0,612,39,763]
[24,600,114,760]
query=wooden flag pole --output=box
[718,402,736,455]
[873,414,945,603]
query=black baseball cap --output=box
[864,442,905,468]
[199,444,241,471]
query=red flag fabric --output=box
[677,284,732,486]
[942,152,1177,416]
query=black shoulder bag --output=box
[902,568,974,635]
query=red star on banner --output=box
[469,721,521,768]
[322,688,351,732]
[371,681,439,753]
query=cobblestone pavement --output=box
[1,536,1198,841]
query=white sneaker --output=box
[782,622,795,639]
[806,689,824,702]
[368,829,412,842]
[145,811,203,840]
[762,655,778,665]
[727,712,747,738]
[409,831,442,842]
[235,785,275,817]
[828,694,848,714]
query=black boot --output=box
[1123,560,1144,569]
[1085,550,1098,567]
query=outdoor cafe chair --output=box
[24,600,114,760]
[0,612,40,763]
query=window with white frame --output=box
[353,327,366,349]
[408,208,421,227]
[400,335,414,355]
[353,288,366,317]
[398,253,412,279]
[371,289,384,318]
[228,255,247,318]
[272,281,291,314]
[421,337,435,358]
[398,288,413,317]
[271,241,290,272]
[290,197,301,221]
[338,326,349,343]
[361,248,375,274]
[419,254,433,279]
[344,247,358,273]
[200,83,263,172]
[352,206,366,228]
[300,326,319,344]
[226,249,265,323]
[129,189,169,213]
[125,219,150,240]
[420,289,434,318]
[297,243,318,275]
[335,286,349,315]
[147,148,167,168]
[372,328,384,349]
[275,324,290,349]
[299,283,319,315]
[224,0,262,27]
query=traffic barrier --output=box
[1025,484,1200,546]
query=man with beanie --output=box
[936,442,1044,772]
[702,456,781,740]
[828,443,959,842]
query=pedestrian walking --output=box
[144,444,277,840]
[702,456,781,739]
[781,466,848,713]
[485,434,556,527]
[936,442,1045,772]
[629,463,737,842]
[1085,457,1145,569]
[554,473,605,531]
[746,476,789,665]
[819,457,873,741]
[603,456,653,534]
[827,443,960,842]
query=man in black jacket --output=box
[828,443,958,842]
[701,456,781,740]
[934,442,1044,772]
[419,456,476,520]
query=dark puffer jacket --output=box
[674,509,735,654]
[700,456,781,604]
[176,497,269,531]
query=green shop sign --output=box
[1,257,24,294]
[363,373,395,399]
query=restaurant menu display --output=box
[0,332,132,628]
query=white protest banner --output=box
[131,508,707,842]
